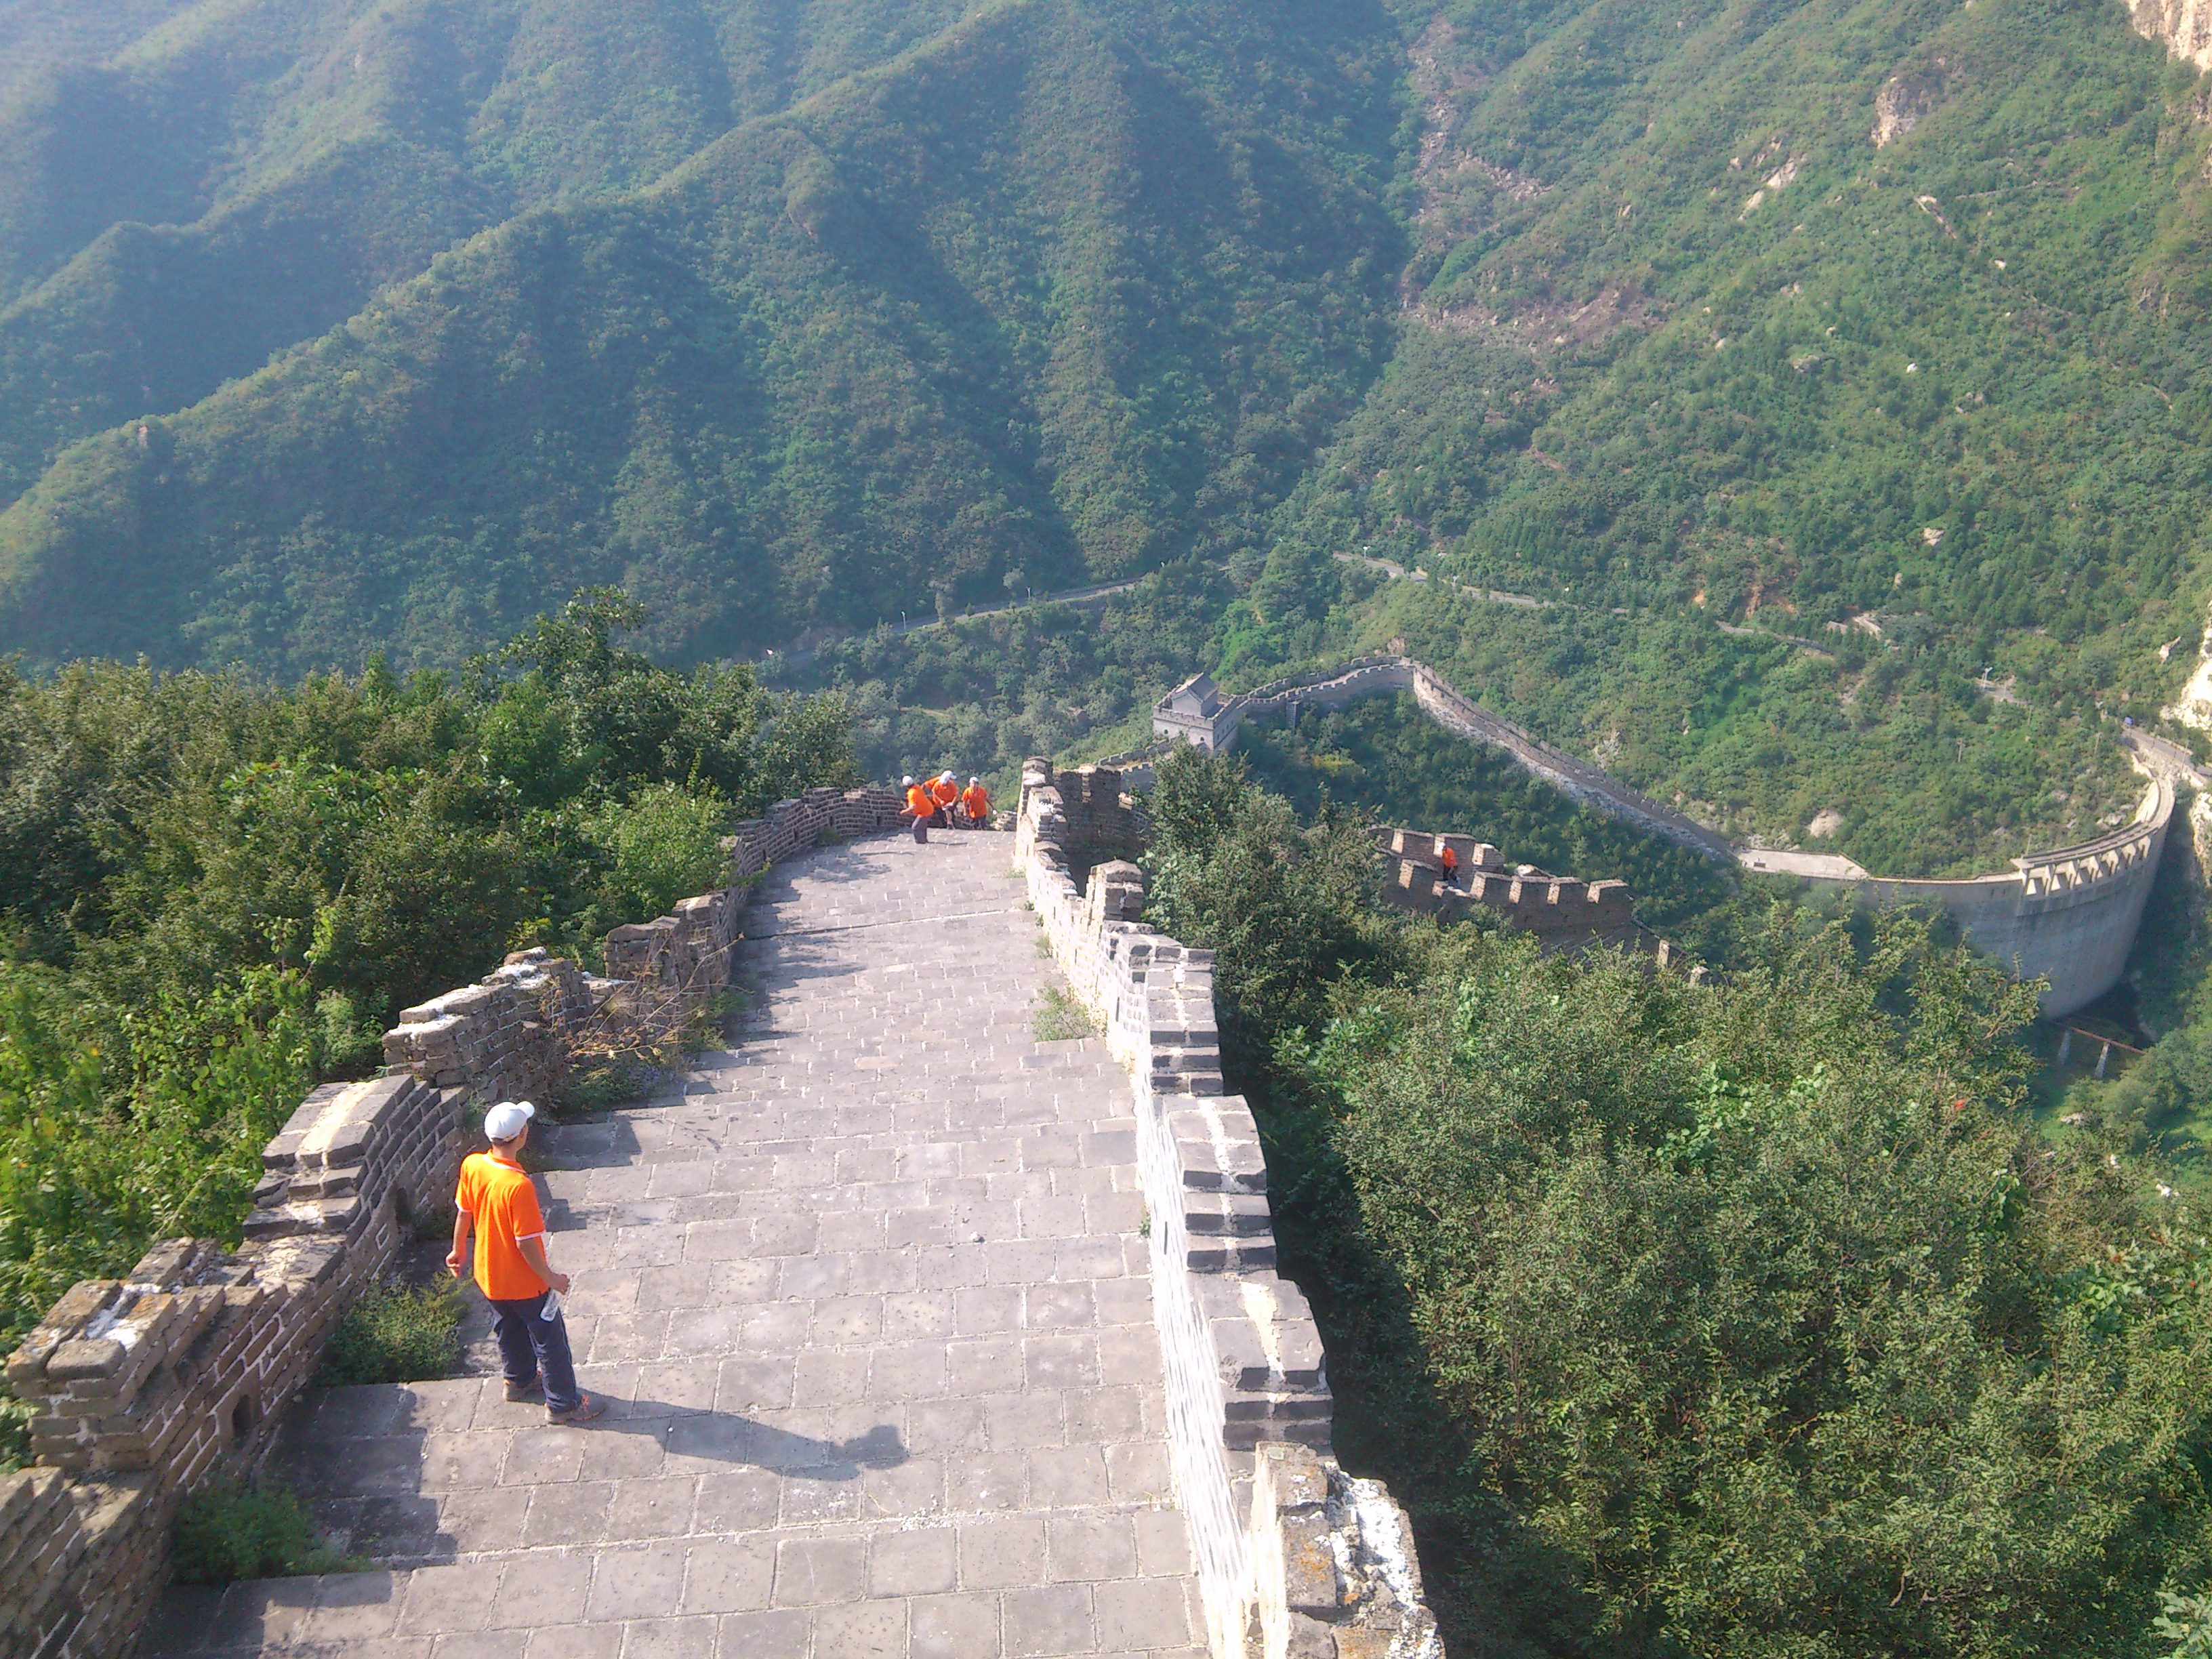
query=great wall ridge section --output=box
[1153,657,2178,1019]
[1368,826,1704,977]
[1,780,1436,1659]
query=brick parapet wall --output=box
[1,1070,462,1659]
[1,783,912,1659]
[1374,825,1647,948]
[0,1468,158,1659]
[1017,760,1439,1659]
[380,951,597,1104]
[604,788,905,1006]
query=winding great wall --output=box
[1,781,1435,1659]
[0,662,2180,1656]
[1155,657,2178,1018]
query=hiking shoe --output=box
[504,1375,543,1402]
[547,1393,606,1425]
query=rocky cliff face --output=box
[1872,59,1952,145]
[2163,600,2212,732]
[2131,0,2212,72]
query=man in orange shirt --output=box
[903,775,935,842]
[1439,842,1458,885]
[960,776,989,828]
[930,771,960,822]
[448,1101,604,1425]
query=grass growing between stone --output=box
[556,1057,661,1114]
[1032,986,1100,1042]
[171,1482,363,1583]
[0,1393,33,1473]
[315,1277,463,1388]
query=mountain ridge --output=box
[0,0,1397,676]
[3,0,2209,880]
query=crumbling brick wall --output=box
[2,1073,464,1659]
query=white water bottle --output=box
[540,1288,563,1321]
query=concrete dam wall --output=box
[1155,657,2176,1018]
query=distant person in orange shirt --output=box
[960,776,990,827]
[1439,843,1458,886]
[903,775,935,842]
[448,1101,604,1425]
[930,771,960,822]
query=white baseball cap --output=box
[485,1101,535,1142]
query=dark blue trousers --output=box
[488,1291,581,1412]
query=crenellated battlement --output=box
[1158,659,2177,1016]
[1017,760,1439,1659]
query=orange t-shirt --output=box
[962,785,989,821]
[930,778,958,808]
[455,1151,549,1300]
[905,784,934,817]
[1440,846,1458,872]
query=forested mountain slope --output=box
[0,0,993,512]
[5,0,2212,875]
[1230,0,2212,872]
[1286,0,2212,656]
[0,0,1404,670]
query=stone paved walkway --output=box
[155,832,1203,1658]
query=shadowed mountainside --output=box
[0,0,1405,671]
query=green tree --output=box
[1140,743,1391,1063]
[0,587,859,1352]
[1293,915,2212,1658]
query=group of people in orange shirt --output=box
[902,771,990,842]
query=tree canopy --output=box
[0,588,853,1357]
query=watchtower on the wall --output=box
[1153,672,1243,750]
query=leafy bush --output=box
[2101,1027,2212,1150]
[0,965,316,1350]
[171,1483,359,1584]
[2157,1590,2212,1659]
[577,782,736,927]
[1300,920,2212,1658]
[1141,743,1401,1069]
[0,589,858,1353]
[556,1059,661,1114]
[315,1279,463,1389]
[0,1392,33,1473]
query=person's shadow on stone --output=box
[602,1399,907,1480]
